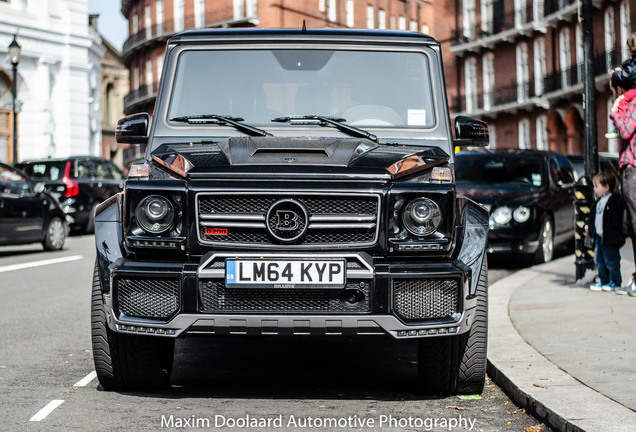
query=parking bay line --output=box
[74,371,97,387]
[29,400,64,422]
[0,255,83,274]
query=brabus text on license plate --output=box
[225,259,346,288]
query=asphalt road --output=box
[0,235,550,431]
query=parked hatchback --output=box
[455,149,576,263]
[0,162,68,250]
[16,156,125,233]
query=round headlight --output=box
[402,198,442,236]
[491,206,512,225]
[513,206,531,223]
[135,195,174,234]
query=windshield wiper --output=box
[169,115,272,137]
[272,115,378,143]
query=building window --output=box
[133,65,139,91]
[514,0,527,28]
[482,52,494,110]
[174,0,184,32]
[620,1,631,59]
[462,0,476,41]
[366,6,374,28]
[559,27,572,88]
[518,118,530,149]
[410,20,418,31]
[534,36,546,96]
[398,16,406,30]
[481,0,493,35]
[327,0,336,22]
[233,0,244,20]
[488,125,497,149]
[132,13,138,34]
[536,115,548,151]
[575,24,583,82]
[246,0,257,17]
[156,0,163,34]
[516,42,529,102]
[465,57,478,112]
[533,0,544,21]
[146,59,153,91]
[145,5,152,39]
[157,53,164,81]
[607,97,618,154]
[346,0,354,27]
[604,6,615,71]
[378,9,386,29]
[195,0,205,28]
[421,24,429,34]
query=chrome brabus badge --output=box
[284,157,296,163]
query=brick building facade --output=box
[448,0,634,156]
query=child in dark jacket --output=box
[588,171,625,291]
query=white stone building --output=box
[0,0,104,164]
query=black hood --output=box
[151,136,450,180]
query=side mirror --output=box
[453,115,489,147]
[116,113,150,144]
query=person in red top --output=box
[610,32,636,295]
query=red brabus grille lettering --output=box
[205,228,228,236]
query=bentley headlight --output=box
[491,206,512,225]
[135,195,175,234]
[513,206,531,223]
[402,198,442,236]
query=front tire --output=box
[417,258,488,395]
[42,216,66,251]
[534,218,554,264]
[91,261,174,391]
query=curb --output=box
[487,256,636,432]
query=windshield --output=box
[455,154,545,188]
[168,49,436,128]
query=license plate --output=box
[225,259,346,288]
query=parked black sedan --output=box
[16,156,125,233]
[455,149,576,263]
[0,162,68,250]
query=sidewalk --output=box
[488,242,636,432]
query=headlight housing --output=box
[135,195,175,234]
[513,206,531,223]
[491,205,531,225]
[401,197,442,236]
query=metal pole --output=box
[11,63,18,165]
[575,0,598,283]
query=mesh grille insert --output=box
[117,277,180,319]
[201,281,370,313]
[393,278,459,321]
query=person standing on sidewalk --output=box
[588,171,625,291]
[609,32,636,296]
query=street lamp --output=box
[8,35,21,165]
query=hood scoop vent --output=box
[225,136,376,166]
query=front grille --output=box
[116,277,180,319]
[392,278,459,321]
[197,193,380,248]
[201,281,370,313]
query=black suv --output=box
[17,156,125,233]
[92,28,490,395]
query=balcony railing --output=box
[122,7,256,57]
[124,82,160,110]
[451,47,623,114]
[452,1,576,46]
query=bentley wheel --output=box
[535,218,554,264]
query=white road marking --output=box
[29,400,64,422]
[73,370,97,387]
[0,255,83,274]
